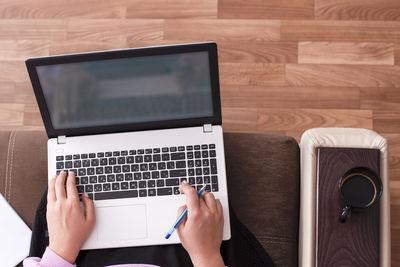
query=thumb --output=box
[82,193,96,225]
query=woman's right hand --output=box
[177,182,225,267]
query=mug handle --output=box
[339,205,351,223]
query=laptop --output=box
[25,42,231,249]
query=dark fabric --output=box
[29,189,275,267]
[223,133,300,267]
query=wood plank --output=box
[0,40,49,60]
[391,205,400,266]
[66,19,164,42]
[221,85,360,109]
[0,82,36,104]
[220,63,285,86]
[383,134,400,181]
[0,61,30,83]
[164,19,280,41]
[50,40,126,55]
[127,0,217,19]
[0,104,24,126]
[0,0,126,19]
[23,103,42,126]
[218,41,297,63]
[298,42,394,65]
[286,64,400,87]
[257,108,372,132]
[392,181,400,205]
[315,0,400,20]
[222,107,258,133]
[281,20,400,42]
[360,87,400,111]
[395,43,400,65]
[373,111,400,133]
[0,19,67,41]
[218,0,314,19]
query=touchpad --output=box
[96,205,147,241]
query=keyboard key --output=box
[105,152,112,157]
[189,177,195,185]
[73,154,80,159]
[137,149,144,155]
[157,187,172,196]
[112,183,120,191]
[65,155,72,160]
[205,184,211,192]
[210,150,216,157]
[56,162,64,169]
[170,147,177,152]
[153,154,161,162]
[103,183,111,191]
[90,176,97,184]
[162,154,170,161]
[161,170,168,178]
[65,161,73,168]
[148,180,155,188]
[77,185,84,193]
[174,187,180,195]
[212,176,218,184]
[56,156,64,161]
[158,162,166,170]
[212,184,219,192]
[202,151,209,158]
[188,169,194,176]
[94,184,102,192]
[148,188,156,196]
[127,156,134,163]
[125,173,133,181]
[196,177,203,184]
[202,159,209,166]
[149,163,157,170]
[117,157,125,164]
[89,153,96,158]
[134,173,142,180]
[87,168,95,175]
[135,155,143,163]
[130,181,138,189]
[143,172,150,179]
[95,190,138,200]
[95,167,104,174]
[194,151,201,158]
[144,155,152,162]
[85,185,93,192]
[187,152,194,159]
[153,148,160,153]
[105,166,112,174]
[113,166,121,173]
[195,168,202,175]
[97,152,104,158]
[98,175,106,183]
[210,159,217,174]
[145,149,152,154]
[195,160,202,167]
[113,151,120,156]
[157,180,165,187]
[76,177,80,185]
[201,144,208,149]
[107,175,115,182]
[82,160,90,167]
[162,147,169,152]
[129,150,136,155]
[171,152,185,160]
[140,164,148,171]
[131,164,139,172]
[81,154,88,159]
[197,185,203,191]
[186,145,193,151]
[209,144,216,149]
[73,161,81,168]
[123,165,130,172]
[194,145,200,150]
[203,168,210,175]
[100,158,108,166]
[151,171,159,179]
[188,160,194,168]
[204,176,210,184]
[139,189,147,197]
[121,151,128,156]
[167,161,175,169]
[121,182,129,190]
[178,146,185,151]
[166,178,179,186]
[78,168,86,176]
[109,158,116,165]
[116,174,124,181]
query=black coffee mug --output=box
[338,167,382,223]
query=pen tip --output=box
[165,233,171,239]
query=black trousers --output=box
[29,190,275,267]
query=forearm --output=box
[191,252,225,267]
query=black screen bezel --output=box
[26,42,222,139]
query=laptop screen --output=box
[35,51,213,130]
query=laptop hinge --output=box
[203,124,213,133]
[57,135,66,145]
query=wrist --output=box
[191,251,224,267]
[49,243,79,264]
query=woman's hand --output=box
[177,182,224,267]
[46,171,96,264]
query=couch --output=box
[0,131,300,267]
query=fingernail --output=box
[60,170,65,174]
[182,180,188,185]
[84,192,89,198]
[52,175,57,179]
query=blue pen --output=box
[165,184,207,239]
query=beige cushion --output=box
[299,128,390,267]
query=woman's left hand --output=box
[46,171,96,264]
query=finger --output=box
[179,182,200,215]
[82,193,96,225]
[202,192,217,213]
[216,199,223,217]
[55,171,67,200]
[47,175,57,202]
[66,172,79,203]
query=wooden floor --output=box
[0,0,399,265]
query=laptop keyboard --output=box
[55,144,219,201]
